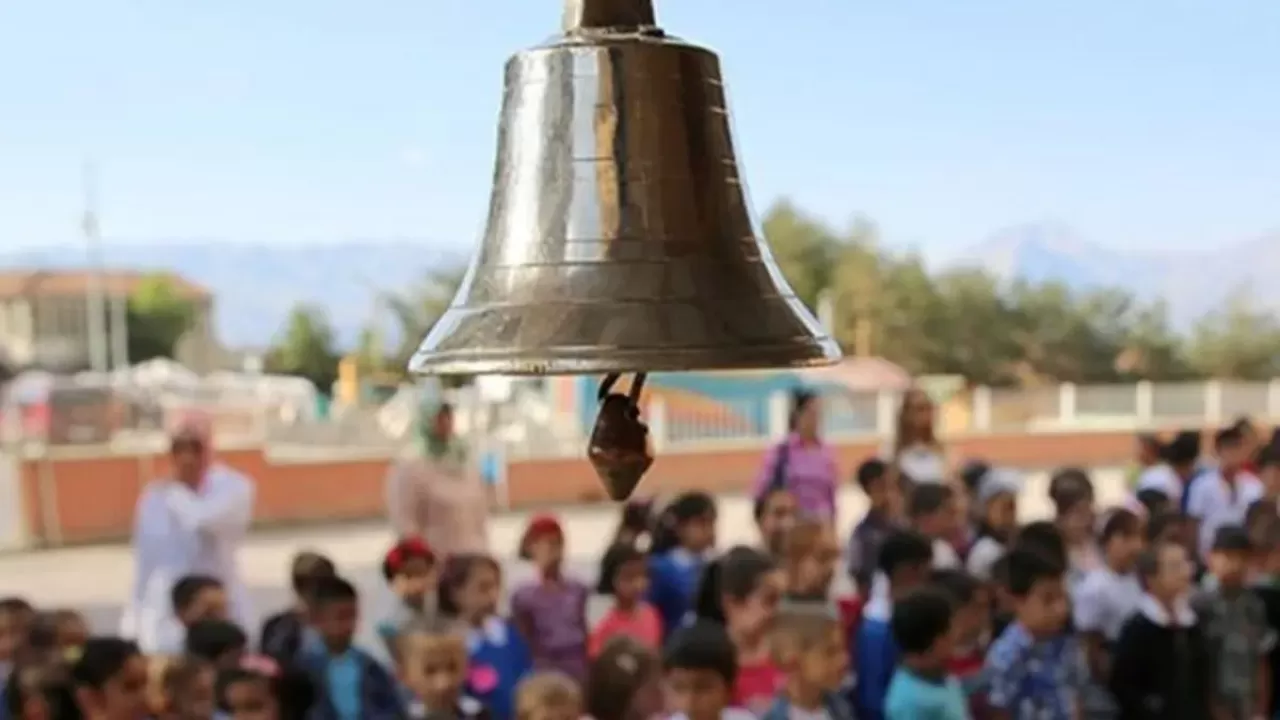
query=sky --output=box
[1,1,1277,258]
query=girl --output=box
[591,544,662,656]
[439,554,532,720]
[218,655,306,720]
[70,636,151,720]
[1051,467,1101,591]
[693,546,785,714]
[965,468,1018,581]
[887,387,948,487]
[583,637,663,720]
[753,486,797,558]
[779,519,839,606]
[513,672,581,720]
[4,656,77,720]
[511,515,589,682]
[648,492,717,638]
[378,536,439,657]
[752,389,839,521]
[157,655,217,720]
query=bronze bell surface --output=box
[410,0,841,499]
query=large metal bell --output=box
[409,0,841,377]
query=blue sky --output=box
[1,1,1276,257]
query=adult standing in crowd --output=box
[121,411,255,653]
[385,397,489,556]
[886,386,949,486]
[753,389,839,521]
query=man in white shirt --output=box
[1185,425,1262,561]
[121,412,255,653]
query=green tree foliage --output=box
[264,304,342,393]
[126,275,197,362]
[378,265,469,382]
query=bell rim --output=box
[407,340,843,377]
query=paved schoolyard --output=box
[0,468,1128,654]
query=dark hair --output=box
[1259,444,1280,470]
[1135,488,1172,517]
[309,575,358,610]
[662,620,738,685]
[613,499,655,547]
[989,554,1011,586]
[290,551,336,598]
[1162,430,1201,466]
[752,485,792,523]
[788,389,819,431]
[877,529,934,579]
[1099,509,1142,546]
[1137,433,1163,452]
[693,546,776,624]
[216,665,305,720]
[171,574,222,615]
[1216,425,1245,450]
[1245,499,1279,535]
[960,461,991,495]
[597,543,647,595]
[585,636,659,720]
[650,492,716,555]
[1048,467,1093,514]
[437,554,501,617]
[0,596,32,616]
[5,656,76,719]
[1146,510,1186,543]
[856,458,888,492]
[1014,521,1067,566]
[908,484,953,519]
[1004,547,1064,597]
[71,636,141,690]
[1136,541,1185,587]
[185,620,248,662]
[1211,524,1252,553]
[891,588,954,654]
[929,568,979,605]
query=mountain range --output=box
[0,226,1274,348]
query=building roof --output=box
[0,270,211,300]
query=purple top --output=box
[510,577,590,681]
[753,433,839,520]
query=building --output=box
[0,270,218,372]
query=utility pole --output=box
[81,160,109,373]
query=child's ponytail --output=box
[692,558,727,623]
[649,492,715,556]
[693,546,776,624]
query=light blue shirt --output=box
[325,649,363,720]
[884,668,969,720]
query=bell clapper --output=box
[587,372,655,501]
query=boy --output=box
[929,569,989,716]
[398,619,488,719]
[884,588,968,720]
[172,575,228,626]
[848,458,901,593]
[781,519,841,607]
[1250,516,1280,720]
[260,550,337,663]
[184,618,247,670]
[760,608,854,720]
[663,620,754,720]
[1193,525,1274,719]
[379,537,439,659]
[1259,444,1280,508]
[0,597,34,685]
[1074,508,1144,718]
[1109,541,1213,720]
[984,547,1088,719]
[854,529,935,720]
[908,484,961,569]
[298,574,404,719]
[1186,425,1264,562]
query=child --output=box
[760,608,854,720]
[1259,445,1280,509]
[1049,468,1100,591]
[514,672,580,720]
[1109,541,1213,720]
[754,485,798,558]
[987,554,1015,640]
[1073,508,1145,719]
[438,554,531,720]
[929,569,989,716]
[396,620,486,719]
[168,575,229,654]
[1134,488,1172,522]
[884,588,968,720]
[260,551,336,663]
[590,543,662,656]
[186,619,249,671]
[378,536,439,657]
[781,519,840,606]
[663,620,754,720]
[512,515,589,682]
[70,636,151,720]
[1249,516,1280,720]
[649,492,717,639]
[30,609,90,661]
[853,529,935,720]
[965,468,1019,581]
[907,484,961,569]
[583,636,663,720]
[1187,426,1266,561]
[0,597,33,683]
[1192,525,1273,719]
[610,498,655,550]
[984,546,1088,719]
[3,656,76,720]
[692,546,785,714]
[218,662,286,720]
[848,458,901,594]
[157,655,217,720]
[297,574,403,719]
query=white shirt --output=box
[932,538,960,569]
[1136,464,1183,503]
[668,711,756,720]
[966,536,1005,580]
[1073,565,1143,641]
[1184,469,1263,559]
[121,464,255,652]
[891,444,948,485]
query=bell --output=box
[408,0,840,377]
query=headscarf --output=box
[418,398,465,464]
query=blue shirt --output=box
[465,616,532,720]
[647,549,704,638]
[325,650,362,720]
[885,668,969,720]
[984,622,1088,720]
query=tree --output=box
[264,304,342,393]
[379,265,469,377]
[126,274,197,362]
[1185,291,1280,380]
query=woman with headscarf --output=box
[121,411,255,653]
[752,389,839,521]
[385,399,489,557]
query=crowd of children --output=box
[7,418,1280,719]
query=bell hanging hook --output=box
[562,0,657,34]
[587,372,654,501]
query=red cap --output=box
[382,535,436,580]
[519,514,564,559]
